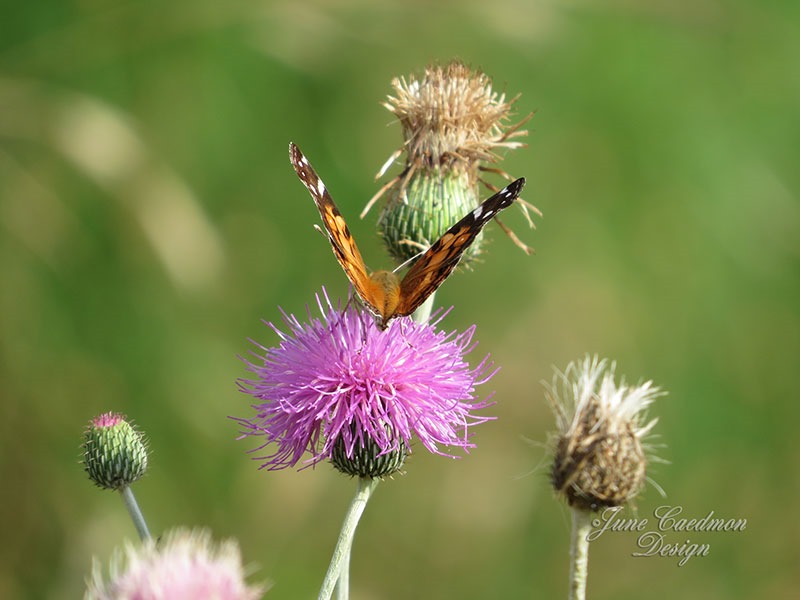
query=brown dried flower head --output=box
[382,61,528,173]
[545,356,664,511]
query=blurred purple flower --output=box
[233,290,498,470]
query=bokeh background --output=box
[1,1,798,598]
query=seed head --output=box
[544,356,664,511]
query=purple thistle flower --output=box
[233,290,498,472]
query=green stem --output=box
[119,485,151,541]
[318,477,379,600]
[411,292,436,325]
[334,544,350,600]
[568,508,592,600]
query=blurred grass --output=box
[1,1,798,598]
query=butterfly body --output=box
[365,270,402,321]
[289,142,525,329]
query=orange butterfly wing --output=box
[289,143,384,317]
[291,142,526,327]
[395,178,526,316]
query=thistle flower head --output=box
[372,61,535,265]
[383,61,527,172]
[86,528,265,600]
[233,290,497,477]
[544,356,664,511]
[82,412,148,491]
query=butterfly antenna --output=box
[391,247,427,274]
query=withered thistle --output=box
[545,356,663,511]
[543,356,665,600]
[366,61,537,265]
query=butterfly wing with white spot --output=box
[289,143,382,315]
[395,178,526,316]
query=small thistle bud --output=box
[371,61,534,264]
[82,412,148,491]
[544,356,664,511]
[330,423,408,478]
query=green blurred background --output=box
[1,1,798,598]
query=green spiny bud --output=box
[378,168,482,266]
[83,412,148,490]
[331,424,407,479]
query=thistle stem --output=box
[335,544,350,600]
[411,292,436,325]
[119,485,151,541]
[319,477,379,600]
[568,507,592,600]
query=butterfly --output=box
[289,142,526,329]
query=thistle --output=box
[233,289,497,476]
[365,61,537,266]
[545,356,662,511]
[83,412,148,492]
[543,356,665,600]
[86,528,266,600]
[82,412,151,541]
[233,289,498,599]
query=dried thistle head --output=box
[368,61,537,265]
[382,61,528,174]
[545,356,665,511]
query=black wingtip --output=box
[510,177,526,195]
